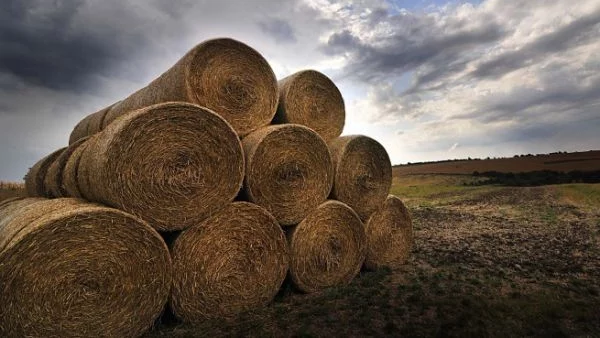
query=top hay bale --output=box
[0,198,171,337]
[329,135,392,221]
[274,70,345,142]
[241,124,333,226]
[103,38,278,137]
[77,102,244,231]
[364,195,413,270]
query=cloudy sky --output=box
[1,0,599,181]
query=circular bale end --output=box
[288,200,366,293]
[24,148,67,197]
[329,135,392,221]
[275,70,345,141]
[78,102,244,231]
[0,198,172,337]
[242,124,333,226]
[187,38,278,136]
[44,137,89,198]
[364,195,413,270]
[170,202,289,321]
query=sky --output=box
[1,0,599,181]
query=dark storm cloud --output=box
[1,0,114,91]
[321,10,504,83]
[0,0,185,93]
[258,18,297,43]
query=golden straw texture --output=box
[62,137,90,198]
[242,124,333,226]
[104,38,278,136]
[170,202,289,321]
[329,135,392,221]
[77,102,244,231]
[44,137,89,198]
[274,70,345,141]
[87,106,111,135]
[24,147,67,197]
[364,195,413,270]
[288,200,366,293]
[69,114,93,145]
[0,198,171,337]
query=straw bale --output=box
[104,38,277,136]
[288,200,366,293]
[274,70,344,141]
[0,198,171,337]
[170,202,288,321]
[328,135,392,220]
[78,102,244,231]
[242,124,333,225]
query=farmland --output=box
[1,176,598,336]
[394,150,600,175]
[149,175,600,337]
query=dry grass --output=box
[0,198,171,337]
[274,70,345,141]
[242,124,333,226]
[329,135,392,220]
[0,182,25,204]
[76,102,244,231]
[170,202,288,322]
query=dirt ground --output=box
[149,178,600,337]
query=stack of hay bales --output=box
[4,38,413,334]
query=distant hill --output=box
[394,150,600,175]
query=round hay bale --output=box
[0,197,26,209]
[87,105,111,135]
[104,38,278,136]
[242,124,333,226]
[288,200,366,293]
[24,148,67,197]
[78,102,244,231]
[364,195,413,270]
[170,202,288,321]
[0,198,172,337]
[69,114,93,145]
[329,135,392,221]
[62,137,91,198]
[101,100,122,129]
[44,137,89,198]
[274,70,345,141]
